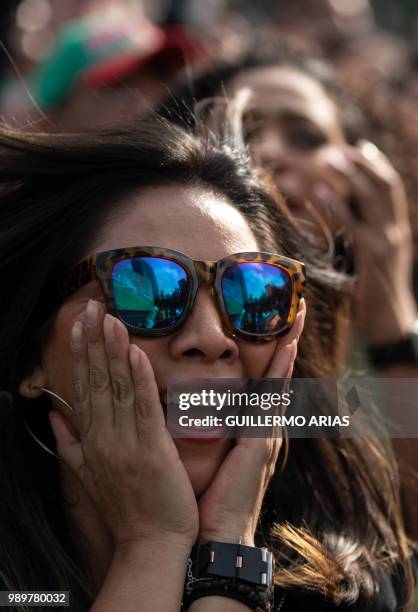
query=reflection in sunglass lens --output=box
[222,262,292,335]
[112,257,190,330]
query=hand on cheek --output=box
[197,299,306,545]
[48,299,199,552]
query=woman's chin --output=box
[175,438,233,497]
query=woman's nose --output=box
[168,285,239,364]
[253,130,288,171]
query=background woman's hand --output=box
[312,141,417,344]
[197,300,306,545]
[48,299,199,551]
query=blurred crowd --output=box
[0,0,418,279]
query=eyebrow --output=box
[278,110,320,125]
[246,108,325,132]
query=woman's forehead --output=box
[228,65,341,134]
[89,184,259,260]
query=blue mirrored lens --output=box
[222,262,292,334]
[112,257,189,330]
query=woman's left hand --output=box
[314,141,417,344]
[197,300,306,545]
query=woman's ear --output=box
[18,365,48,399]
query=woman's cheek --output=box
[41,307,86,419]
[238,341,277,378]
[129,336,171,391]
[293,151,328,187]
[274,157,318,204]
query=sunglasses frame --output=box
[62,246,305,342]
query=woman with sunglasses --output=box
[0,116,414,611]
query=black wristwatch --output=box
[368,321,418,369]
[182,540,274,611]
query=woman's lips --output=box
[160,397,227,444]
[168,418,225,440]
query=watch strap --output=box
[368,324,418,368]
[183,541,275,611]
[192,541,273,585]
[182,576,273,611]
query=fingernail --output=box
[285,340,297,377]
[296,305,305,321]
[71,321,83,349]
[356,139,368,147]
[290,338,298,361]
[129,344,140,368]
[86,299,98,327]
[295,306,306,337]
[103,314,115,343]
[358,140,380,161]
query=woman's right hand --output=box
[48,299,199,551]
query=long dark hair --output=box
[0,116,413,610]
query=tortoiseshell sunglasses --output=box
[62,246,305,342]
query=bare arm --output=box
[48,301,199,611]
[91,539,191,612]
